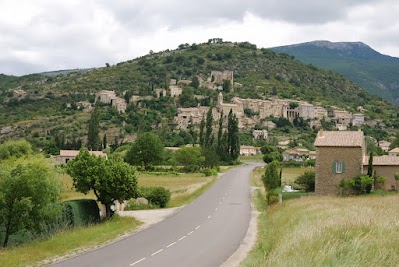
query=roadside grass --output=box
[240,154,263,162]
[241,194,399,267]
[0,216,141,267]
[167,175,218,207]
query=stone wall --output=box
[315,146,364,195]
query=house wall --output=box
[315,146,364,195]
[367,165,399,191]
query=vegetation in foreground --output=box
[0,215,141,267]
[241,194,399,267]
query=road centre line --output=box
[178,236,187,241]
[207,215,211,219]
[187,231,194,235]
[195,226,200,230]
[166,241,176,248]
[130,257,146,266]
[151,249,163,256]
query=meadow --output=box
[242,166,399,266]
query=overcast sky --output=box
[1,0,399,76]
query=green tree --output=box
[262,161,280,191]
[227,110,239,161]
[174,146,205,172]
[0,157,63,247]
[87,107,101,150]
[295,170,315,192]
[394,173,399,191]
[66,149,138,218]
[103,134,107,149]
[199,116,205,147]
[191,76,200,89]
[205,107,213,148]
[125,132,164,170]
[367,152,373,177]
[0,139,33,160]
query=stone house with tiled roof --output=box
[363,155,399,191]
[314,130,366,195]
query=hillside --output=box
[272,40,399,103]
[0,41,397,150]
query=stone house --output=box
[111,97,127,113]
[388,148,399,156]
[282,148,311,162]
[378,141,391,152]
[351,113,365,126]
[54,150,106,165]
[314,130,366,195]
[240,146,258,156]
[76,101,92,111]
[170,85,183,97]
[252,129,268,140]
[96,90,116,104]
[363,155,399,191]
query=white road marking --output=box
[215,208,218,211]
[195,226,200,230]
[187,231,194,235]
[130,257,146,266]
[166,242,176,248]
[219,202,222,204]
[151,249,164,256]
[179,236,187,241]
[207,215,211,219]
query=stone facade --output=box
[314,130,365,196]
[96,90,116,104]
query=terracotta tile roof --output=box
[363,155,399,166]
[389,147,399,153]
[314,130,364,147]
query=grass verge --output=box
[167,175,218,207]
[0,216,141,267]
[241,194,399,266]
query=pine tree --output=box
[87,106,101,150]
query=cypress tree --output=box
[199,115,205,147]
[87,106,101,150]
[205,107,213,148]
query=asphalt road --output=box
[49,163,258,267]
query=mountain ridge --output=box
[272,40,399,103]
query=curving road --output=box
[49,163,258,267]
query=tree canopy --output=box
[125,132,164,170]
[66,149,138,217]
[0,156,63,247]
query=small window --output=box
[336,161,343,173]
[332,161,345,174]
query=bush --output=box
[202,168,218,177]
[63,199,100,227]
[266,190,279,205]
[340,174,373,195]
[295,170,315,192]
[138,187,171,208]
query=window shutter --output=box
[332,161,336,173]
[342,161,345,173]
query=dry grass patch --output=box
[241,194,399,267]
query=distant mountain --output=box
[272,41,399,103]
[39,68,93,77]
